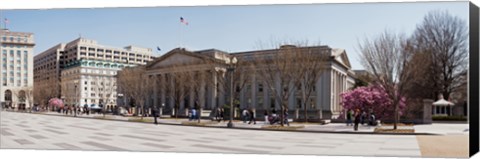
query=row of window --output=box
[1,44,30,49]
[1,35,30,43]
[1,78,29,87]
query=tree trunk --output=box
[304,103,308,123]
[140,104,144,120]
[393,100,399,130]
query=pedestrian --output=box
[270,109,278,125]
[346,109,353,126]
[220,108,224,122]
[354,109,361,131]
[189,107,196,121]
[217,107,224,122]
[369,113,376,126]
[152,107,159,125]
[247,108,256,124]
[283,108,290,126]
[361,110,367,125]
[264,110,269,125]
[242,108,249,123]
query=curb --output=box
[7,111,439,136]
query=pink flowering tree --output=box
[340,85,406,120]
[48,98,64,109]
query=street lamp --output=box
[161,103,165,118]
[74,83,77,117]
[226,56,238,128]
[117,93,123,115]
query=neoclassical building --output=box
[143,45,355,120]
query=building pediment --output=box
[332,49,352,69]
[146,48,206,69]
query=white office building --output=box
[0,29,35,110]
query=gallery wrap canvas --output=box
[0,0,479,159]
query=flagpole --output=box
[179,18,182,48]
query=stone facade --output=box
[34,38,154,107]
[0,29,35,110]
[143,45,355,120]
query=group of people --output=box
[346,109,377,131]
[242,108,256,124]
[265,109,290,126]
[57,105,92,115]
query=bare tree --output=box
[358,31,415,129]
[297,46,329,122]
[34,77,58,111]
[410,10,468,100]
[166,65,193,119]
[117,66,154,120]
[252,43,309,126]
[213,57,252,120]
[96,76,116,118]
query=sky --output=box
[0,1,469,70]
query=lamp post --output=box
[61,96,65,114]
[117,93,123,115]
[227,57,237,128]
[161,103,165,118]
[74,83,77,117]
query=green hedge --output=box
[432,115,467,121]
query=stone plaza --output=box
[0,111,469,158]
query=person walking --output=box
[218,107,224,122]
[152,107,159,125]
[242,108,249,123]
[283,108,290,126]
[354,109,361,131]
[361,110,367,125]
[189,107,197,121]
[346,109,353,126]
[247,108,256,124]
[264,110,269,125]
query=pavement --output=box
[0,111,470,157]
[0,111,424,157]
[31,111,469,135]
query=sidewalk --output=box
[27,111,467,135]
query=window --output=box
[84,87,87,90]
[91,93,95,97]
[258,84,263,92]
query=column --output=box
[239,73,245,108]
[160,74,166,108]
[275,72,281,109]
[263,81,269,109]
[153,75,158,107]
[160,74,166,115]
[199,71,206,109]
[189,82,194,108]
[288,81,295,110]
[251,73,257,109]
[218,71,226,107]
[211,70,217,109]
[169,74,175,115]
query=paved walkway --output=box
[32,111,469,135]
[0,111,423,157]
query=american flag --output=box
[180,17,188,25]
